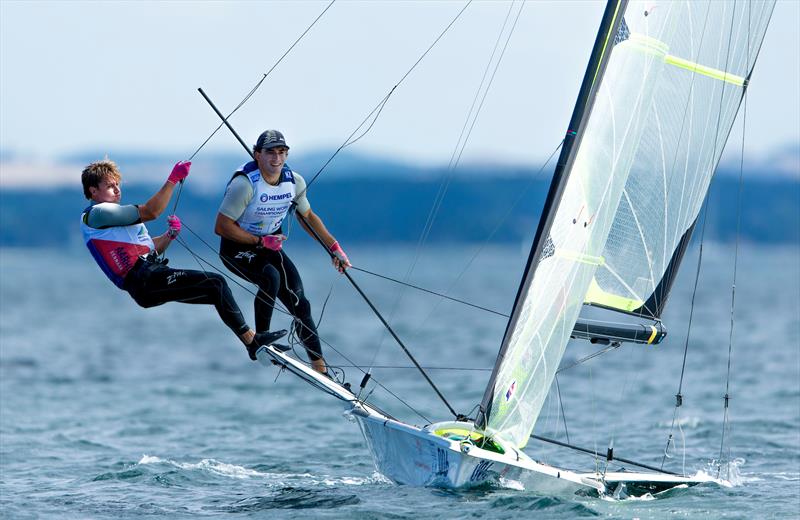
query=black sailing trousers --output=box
[219,238,323,362]
[123,259,249,336]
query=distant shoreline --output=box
[1,173,797,247]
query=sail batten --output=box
[587,0,775,320]
[478,0,775,449]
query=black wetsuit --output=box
[219,237,323,361]
[124,257,250,337]
[81,202,249,338]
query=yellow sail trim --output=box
[555,249,606,266]
[664,55,745,86]
[624,32,745,86]
[584,278,644,311]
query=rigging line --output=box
[529,435,682,477]
[365,1,525,362]
[658,0,718,469]
[356,138,563,398]
[351,266,508,317]
[315,279,337,329]
[412,0,519,262]
[660,199,711,472]
[325,364,490,371]
[718,2,751,478]
[173,226,434,424]
[299,0,474,194]
[450,0,525,171]
[186,0,337,162]
[402,140,563,350]
[367,11,526,372]
[554,374,570,444]
[155,180,187,263]
[198,89,462,419]
[446,1,518,172]
[400,0,523,298]
[555,342,622,374]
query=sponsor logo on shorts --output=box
[234,251,257,262]
[167,271,186,285]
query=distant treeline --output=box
[1,171,798,248]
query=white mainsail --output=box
[478,0,775,449]
[588,1,775,317]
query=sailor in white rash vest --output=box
[80,159,287,361]
[215,130,351,375]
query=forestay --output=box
[478,0,775,449]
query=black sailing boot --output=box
[246,329,289,361]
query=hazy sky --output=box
[1,0,798,169]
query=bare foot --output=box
[311,358,327,375]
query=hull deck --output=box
[257,345,725,495]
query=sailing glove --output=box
[168,161,191,184]
[167,215,181,240]
[329,241,351,273]
[260,234,286,251]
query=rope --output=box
[718,1,751,479]
[299,1,474,194]
[187,1,337,162]
[399,140,564,351]
[657,0,714,471]
[363,0,524,373]
[358,2,514,386]
[352,266,509,317]
[173,222,434,423]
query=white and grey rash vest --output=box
[219,161,310,236]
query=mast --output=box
[476,0,628,431]
[477,0,776,448]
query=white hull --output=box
[352,411,602,492]
[257,345,725,495]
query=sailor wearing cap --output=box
[214,130,350,375]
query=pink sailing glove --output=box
[167,161,191,184]
[167,215,181,240]
[260,234,286,251]
[329,241,351,273]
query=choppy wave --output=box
[136,455,384,487]
[2,245,798,518]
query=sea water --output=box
[1,243,798,519]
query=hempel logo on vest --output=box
[260,193,293,202]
